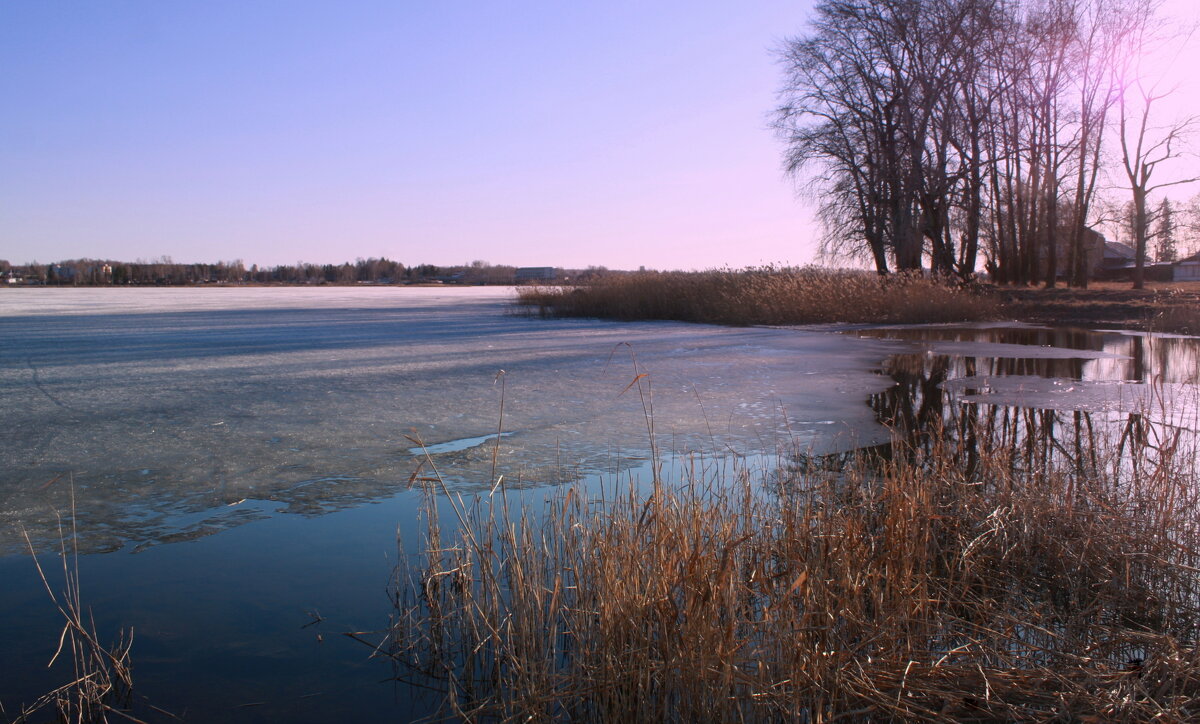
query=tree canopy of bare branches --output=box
[775,0,1192,285]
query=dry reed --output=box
[515,267,1005,326]
[386,411,1200,721]
[14,501,142,724]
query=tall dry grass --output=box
[516,267,1005,326]
[386,418,1200,721]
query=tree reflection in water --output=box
[799,326,1200,479]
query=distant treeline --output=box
[0,258,621,286]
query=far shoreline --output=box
[6,276,1199,335]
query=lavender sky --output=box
[2,1,1197,270]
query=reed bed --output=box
[515,267,1005,325]
[386,419,1200,721]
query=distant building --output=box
[49,263,77,281]
[1097,240,1137,276]
[515,267,556,282]
[1090,244,1200,282]
[1040,227,1117,280]
[1101,240,1135,264]
[1173,252,1200,282]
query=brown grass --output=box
[515,267,1006,326]
[1153,304,1200,336]
[995,282,1200,332]
[385,413,1200,721]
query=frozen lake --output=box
[4,287,1198,721]
[1,286,895,555]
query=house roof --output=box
[1104,241,1136,259]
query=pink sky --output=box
[1,1,1196,270]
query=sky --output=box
[0,1,819,270]
[2,1,1197,271]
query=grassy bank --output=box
[516,268,1200,334]
[999,283,1200,335]
[389,415,1200,721]
[516,268,1005,326]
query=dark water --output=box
[2,490,425,721]
[1,452,699,722]
[3,320,1199,721]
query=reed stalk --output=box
[15,491,143,724]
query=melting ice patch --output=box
[410,432,514,455]
[0,286,900,553]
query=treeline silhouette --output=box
[774,0,1198,289]
[0,258,614,286]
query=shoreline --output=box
[7,278,1198,335]
[997,282,1200,334]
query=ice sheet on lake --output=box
[0,287,895,553]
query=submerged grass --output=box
[516,267,1005,326]
[387,412,1200,721]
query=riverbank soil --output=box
[995,281,1200,332]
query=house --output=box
[1089,240,1140,280]
[1099,241,1136,272]
[1173,251,1200,282]
[1091,245,1200,282]
[1042,227,1124,280]
[514,267,557,283]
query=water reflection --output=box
[869,352,1104,480]
[856,325,1200,384]
[803,326,1200,477]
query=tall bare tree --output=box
[1118,80,1200,287]
[1061,0,1131,288]
[776,0,1005,277]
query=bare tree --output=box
[775,0,916,274]
[775,0,1187,287]
[1180,192,1200,258]
[1118,81,1200,287]
[776,0,1006,277]
[1062,0,1132,289]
